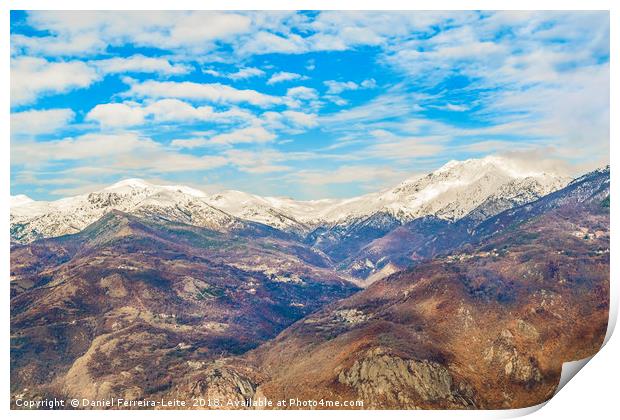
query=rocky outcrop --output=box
[338,348,476,409]
[188,364,258,405]
[483,330,543,384]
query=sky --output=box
[10,10,610,200]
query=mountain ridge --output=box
[10,155,573,245]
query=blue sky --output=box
[10,11,609,200]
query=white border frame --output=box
[2,2,617,419]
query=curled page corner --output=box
[493,402,548,418]
[489,358,594,420]
[603,294,618,347]
[491,360,595,420]
[554,356,594,396]
[550,260,617,397]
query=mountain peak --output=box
[104,178,154,191]
[435,155,558,180]
[103,178,208,198]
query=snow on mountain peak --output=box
[160,185,207,198]
[10,179,220,243]
[10,156,571,243]
[324,155,570,223]
[436,155,555,180]
[104,178,207,198]
[10,194,34,207]
[104,178,154,191]
[436,159,461,173]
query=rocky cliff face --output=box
[337,348,476,409]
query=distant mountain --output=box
[465,176,568,222]
[329,156,567,222]
[11,156,570,251]
[473,165,609,238]
[339,216,460,283]
[203,190,333,236]
[10,211,359,401]
[305,156,569,259]
[342,166,607,283]
[174,166,609,409]
[10,179,273,243]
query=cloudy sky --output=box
[10,11,609,200]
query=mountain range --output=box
[11,156,569,284]
[10,157,609,409]
[203,166,609,409]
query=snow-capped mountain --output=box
[464,175,569,222]
[10,194,34,207]
[323,156,570,223]
[300,156,570,258]
[10,179,244,243]
[204,190,338,235]
[10,156,571,244]
[208,156,570,230]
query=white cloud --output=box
[203,66,266,80]
[480,64,610,161]
[85,99,256,128]
[281,111,318,128]
[227,67,265,80]
[12,132,228,173]
[93,55,191,75]
[320,90,424,128]
[170,138,209,149]
[13,132,143,162]
[294,165,405,187]
[11,108,75,135]
[325,95,348,106]
[210,126,275,145]
[165,12,251,46]
[171,124,289,151]
[361,131,447,161]
[239,31,306,55]
[11,57,99,106]
[324,79,376,94]
[125,80,281,107]
[16,11,253,56]
[284,86,321,110]
[86,103,145,128]
[286,86,318,101]
[11,11,450,60]
[203,68,221,77]
[260,110,318,133]
[433,103,470,112]
[324,81,357,94]
[267,71,307,85]
[224,149,291,174]
[11,32,105,56]
[144,99,214,122]
[234,11,463,57]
